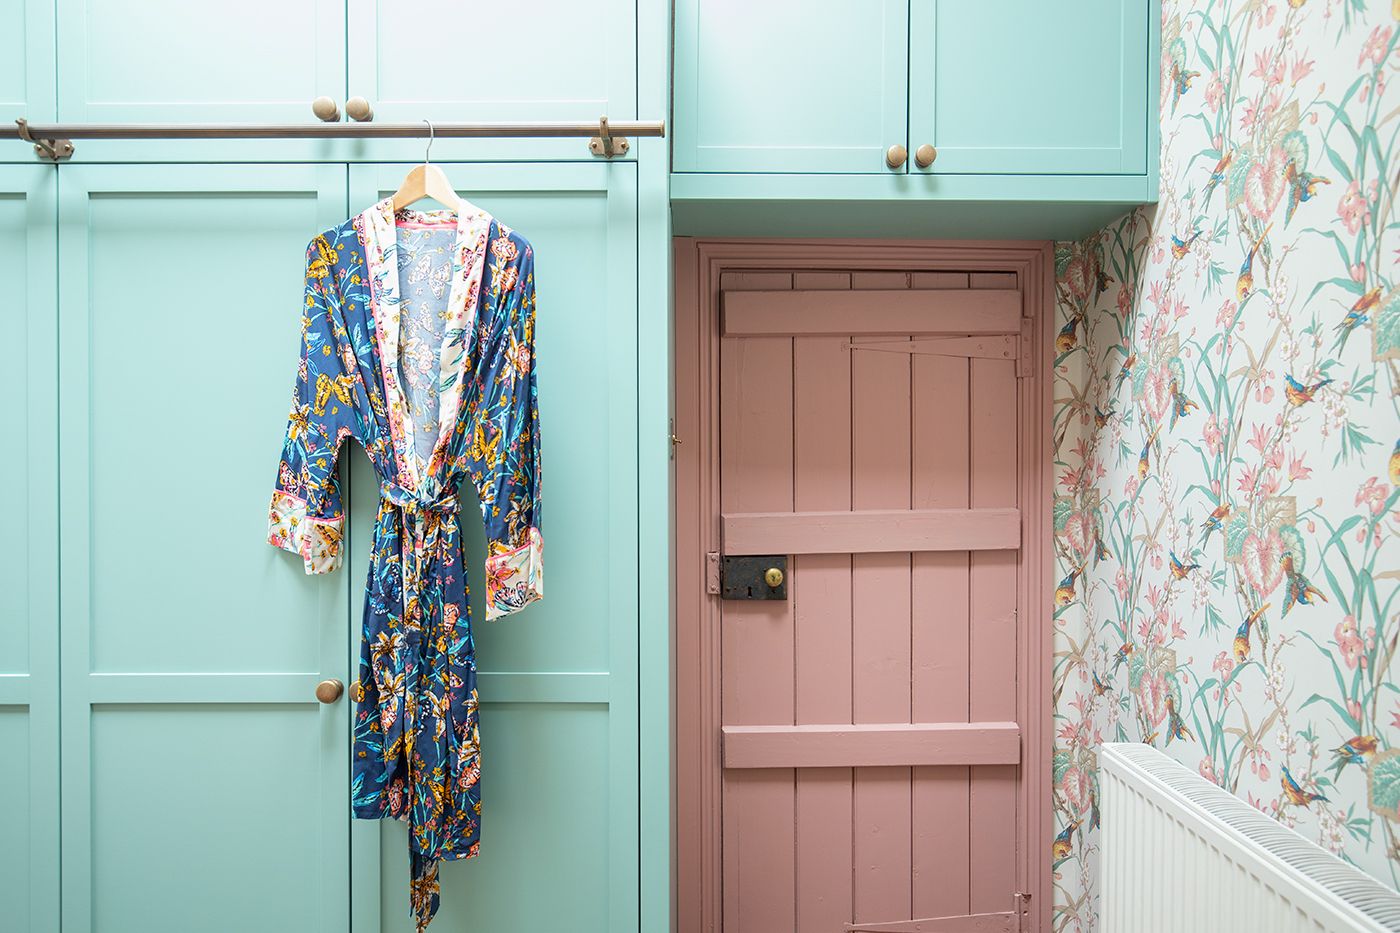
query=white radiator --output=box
[1099,743,1400,932]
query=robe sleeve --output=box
[470,235,543,620]
[267,234,358,574]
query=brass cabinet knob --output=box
[885,144,908,169]
[346,96,374,122]
[311,96,341,122]
[764,567,784,588]
[315,679,344,704]
[914,144,937,168]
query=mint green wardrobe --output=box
[2,1,672,931]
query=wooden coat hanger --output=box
[391,120,463,213]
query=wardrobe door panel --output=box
[0,0,56,149]
[348,162,639,933]
[54,0,347,161]
[58,164,352,933]
[345,0,636,163]
[0,163,59,933]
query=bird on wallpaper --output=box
[1204,151,1233,197]
[1116,353,1137,390]
[1169,378,1198,427]
[1168,550,1200,580]
[1330,736,1379,778]
[1095,268,1113,300]
[1056,315,1080,354]
[1201,502,1231,540]
[1052,818,1081,861]
[1170,229,1203,259]
[1165,695,1193,745]
[1110,641,1135,673]
[1334,286,1381,347]
[1284,162,1330,224]
[1092,670,1111,697]
[1055,567,1082,608]
[1280,767,1328,808]
[1390,439,1400,485]
[1094,405,1115,430]
[1137,425,1162,479]
[1284,373,1333,407]
[1281,552,1328,617]
[1094,532,1110,566]
[1235,223,1273,301]
[1168,39,1199,113]
[1232,603,1270,663]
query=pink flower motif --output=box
[1199,757,1219,784]
[1288,453,1312,481]
[1290,55,1315,86]
[1359,25,1393,68]
[1203,415,1224,457]
[1336,616,1366,669]
[1204,75,1225,113]
[1338,180,1373,235]
[1348,698,1365,727]
[1238,464,1260,499]
[1357,477,1389,516]
[1116,284,1133,316]
[1350,263,1367,283]
[1247,422,1272,454]
[1115,567,1131,600]
[1063,765,1092,816]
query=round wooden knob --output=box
[885,144,908,169]
[346,96,374,122]
[315,679,344,704]
[914,144,937,168]
[311,96,340,122]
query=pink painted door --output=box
[713,270,1033,933]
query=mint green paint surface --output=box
[0,0,54,136]
[908,0,1147,175]
[672,0,909,173]
[348,162,641,933]
[57,164,352,932]
[0,164,59,933]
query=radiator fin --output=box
[1099,743,1400,932]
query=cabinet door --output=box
[345,0,636,163]
[58,164,352,933]
[348,163,639,933]
[0,164,59,933]
[908,0,1147,175]
[0,0,55,140]
[55,0,346,161]
[673,0,909,174]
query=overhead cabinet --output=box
[673,0,1151,177]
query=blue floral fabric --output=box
[267,198,543,931]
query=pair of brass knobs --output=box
[886,143,937,169]
[311,96,375,123]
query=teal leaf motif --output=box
[1374,289,1400,361]
[1054,497,1074,534]
[1054,750,1072,785]
[1225,151,1254,209]
[1224,515,1250,562]
[1367,750,1400,821]
[1279,524,1306,570]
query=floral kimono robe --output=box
[267,197,542,931]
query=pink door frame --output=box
[672,238,1055,932]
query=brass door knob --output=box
[764,567,784,588]
[311,96,341,122]
[315,679,344,704]
[914,144,937,168]
[885,144,908,169]
[346,96,374,122]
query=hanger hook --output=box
[422,119,434,164]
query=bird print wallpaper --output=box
[1051,1,1399,927]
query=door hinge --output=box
[669,417,680,460]
[705,551,720,595]
[1016,318,1034,379]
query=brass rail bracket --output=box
[16,118,74,161]
[588,115,629,158]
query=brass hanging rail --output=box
[9,115,664,161]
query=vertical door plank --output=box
[967,274,1020,913]
[849,271,912,924]
[720,272,797,932]
[910,273,973,920]
[791,271,855,932]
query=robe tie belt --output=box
[375,481,467,930]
